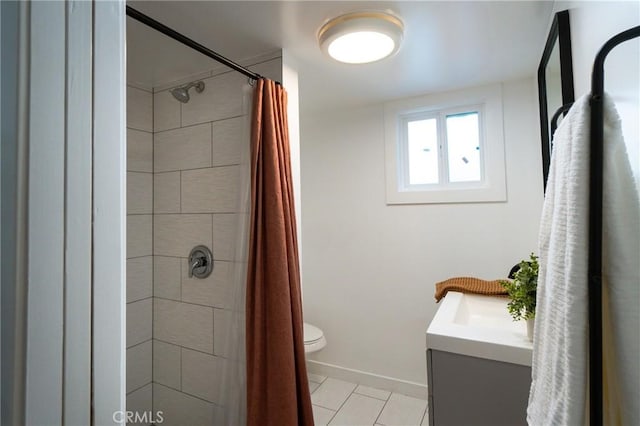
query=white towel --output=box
[527,94,640,425]
[599,94,639,425]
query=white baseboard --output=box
[306,360,428,399]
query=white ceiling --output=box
[127,1,554,113]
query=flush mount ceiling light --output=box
[318,11,404,64]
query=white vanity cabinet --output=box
[426,292,533,426]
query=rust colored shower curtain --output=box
[246,79,314,426]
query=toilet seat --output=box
[303,323,326,353]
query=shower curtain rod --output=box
[126,6,264,82]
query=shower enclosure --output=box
[125,15,283,425]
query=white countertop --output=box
[426,291,533,366]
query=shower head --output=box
[170,80,205,103]
[171,87,190,103]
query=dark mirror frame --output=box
[538,10,575,191]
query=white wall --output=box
[283,50,303,272]
[300,78,543,386]
[555,1,639,184]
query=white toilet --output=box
[303,322,326,353]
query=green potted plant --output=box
[500,253,539,341]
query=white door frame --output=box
[14,1,126,424]
[92,1,127,423]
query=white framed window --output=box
[398,106,484,190]
[384,83,507,204]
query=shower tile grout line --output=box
[153,255,235,263]
[127,170,153,175]
[152,112,245,135]
[127,125,153,133]
[179,346,182,393]
[151,88,155,414]
[127,294,154,305]
[154,163,241,175]
[152,296,233,312]
[154,382,221,407]
[179,170,182,214]
[130,85,153,94]
[154,170,182,176]
[153,295,222,311]
[152,337,218,358]
[126,337,153,351]
[127,125,153,135]
[210,122,214,169]
[127,381,153,397]
[153,209,239,215]
[211,305,216,358]
[126,255,154,261]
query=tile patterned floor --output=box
[308,374,428,426]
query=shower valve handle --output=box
[189,257,205,278]
[188,245,214,279]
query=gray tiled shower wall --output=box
[125,56,283,425]
[126,84,154,421]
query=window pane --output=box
[446,112,481,183]
[407,118,438,185]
